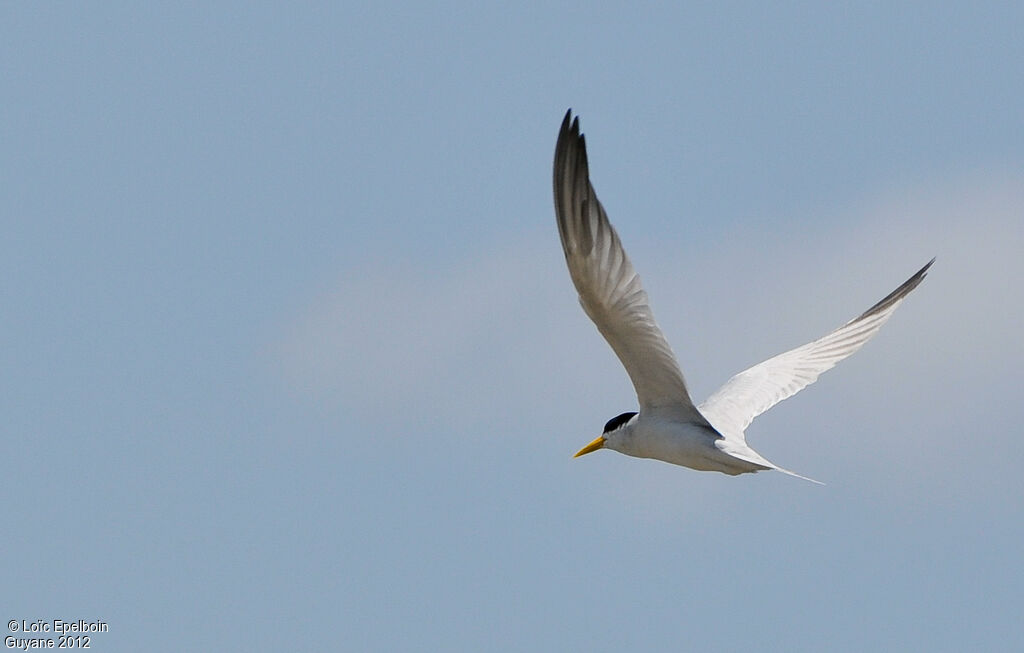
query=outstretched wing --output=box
[553,110,702,418]
[698,258,934,436]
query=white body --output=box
[607,411,769,476]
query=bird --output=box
[553,109,933,482]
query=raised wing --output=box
[698,258,934,436]
[553,110,703,418]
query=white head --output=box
[573,411,638,458]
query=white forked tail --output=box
[716,438,824,484]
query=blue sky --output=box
[3,2,1023,651]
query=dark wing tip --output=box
[553,110,603,258]
[857,257,935,320]
[554,110,590,228]
[556,108,583,144]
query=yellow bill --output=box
[573,435,606,458]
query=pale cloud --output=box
[275,242,597,428]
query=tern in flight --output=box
[554,110,933,482]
